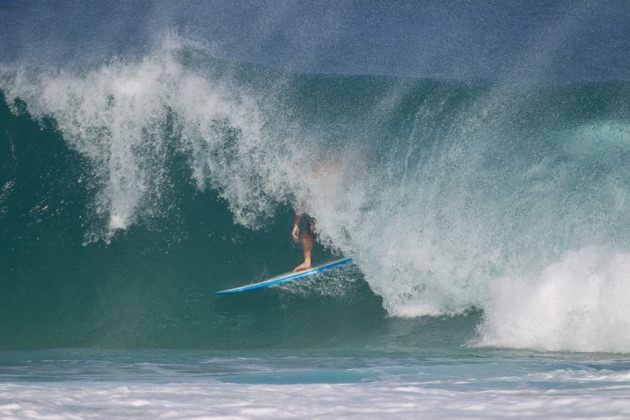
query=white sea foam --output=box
[1,380,630,419]
[1,35,272,239]
[479,247,630,353]
[3,35,630,353]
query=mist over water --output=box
[1,2,630,355]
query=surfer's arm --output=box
[292,210,302,243]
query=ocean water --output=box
[2,1,630,418]
[2,350,630,419]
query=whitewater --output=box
[2,1,630,418]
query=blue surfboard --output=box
[213,257,353,294]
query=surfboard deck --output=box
[213,257,353,294]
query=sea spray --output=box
[2,36,630,351]
[1,41,273,239]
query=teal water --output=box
[1,35,630,418]
[2,42,630,351]
[1,349,630,418]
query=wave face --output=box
[1,37,630,351]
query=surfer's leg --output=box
[293,231,312,272]
[293,218,315,272]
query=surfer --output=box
[291,210,316,272]
[291,155,346,272]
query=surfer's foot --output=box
[293,260,312,272]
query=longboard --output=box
[213,257,353,294]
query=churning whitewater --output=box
[2,1,630,417]
[2,35,630,353]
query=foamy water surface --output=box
[1,351,630,419]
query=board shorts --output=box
[305,216,318,240]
